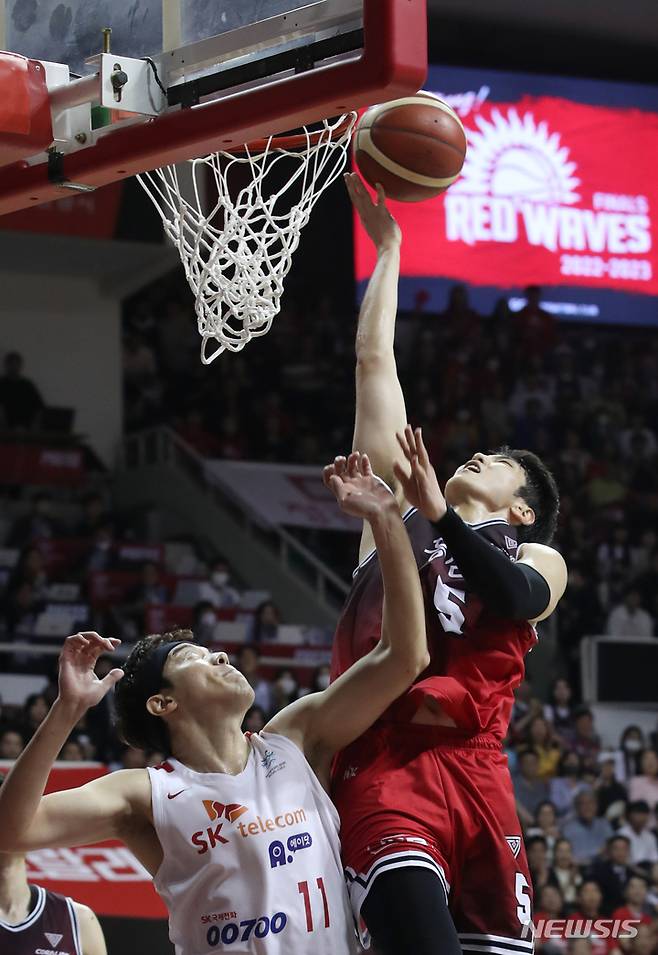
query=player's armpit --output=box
[517,543,568,623]
[74,903,108,955]
[0,769,149,852]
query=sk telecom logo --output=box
[192,802,249,855]
[203,801,249,824]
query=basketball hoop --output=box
[137,113,357,363]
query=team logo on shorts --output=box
[505,835,522,858]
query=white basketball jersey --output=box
[148,731,359,955]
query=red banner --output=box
[355,95,658,295]
[0,761,166,919]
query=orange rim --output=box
[223,114,356,155]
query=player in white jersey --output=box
[0,452,430,955]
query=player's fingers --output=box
[329,474,347,501]
[361,453,373,477]
[333,455,347,476]
[405,423,418,458]
[347,451,360,477]
[101,669,124,690]
[322,464,336,488]
[395,430,413,460]
[415,427,430,467]
[392,459,410,486]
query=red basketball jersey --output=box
[330,508,536,741]
[0,885,81,955]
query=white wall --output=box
[0,272,122,465]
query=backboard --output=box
[0,0,427,214]
[4,1,323,76]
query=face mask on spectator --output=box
[624,739,642,753]
[564,764,580,776]
[278,676,296,696]
[212,572,229,588]
[201,611,217,627]
[316,674,330,691]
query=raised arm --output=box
[393,425,567,622]
[347,174,412,562]
[267,453,429,774]
[0,633,145,853]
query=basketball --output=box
[353,93,467,202]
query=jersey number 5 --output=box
[433,577,466,635]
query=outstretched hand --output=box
[58,632,124,714]
[344,173,401,252]
[393,425,447,522]
[323,451,396,522]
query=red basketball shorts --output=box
[332,722,535,952]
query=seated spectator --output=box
[121,746,147,769]
[124,561,168,633]
[271,668,301,713]
[544,677,576,739]
[612,876,655,945]
[204,557,240,609]
[75,493,110,538]
[535,885,567,955]
[59,739,85,761]
[618,726,647,782]
[191,601,219,647]
[619,802,658,866]
[235,646,273,714]
[563,789,614,866]
[8,547,49,603]
[82,523,118,574]
[550,751,589,817]
[0,728,25,759]
[630,751,658,823]
[249,600,281,644]
[571,708,602,770]
[511,285,557,356]
[242,706,267,734]
[7,493,59,547]
[514,748,551,827]
[20,693,50,740]
[571,882,610,955]
[0,351,44,430]
[510,680,545,742]
[527,834,551,892]
[527,715,562,779]
[175,410,221,457]
[309,664,331,693]
[548,838,583,906]
[587,835,634,913]
[2,580,40,635]
[606,591,654,639]
[527,801,561,861]
[595,757,629,821]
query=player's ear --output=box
[509,500,535,528]
[146,693,178,718]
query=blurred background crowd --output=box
[2,275,658,952]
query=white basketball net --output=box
[138,113,357,363]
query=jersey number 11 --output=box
[298,878,330,932]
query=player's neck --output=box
[453,500,509,527]
[0,856,32,925]
[169,715,250,776]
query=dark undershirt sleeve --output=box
[430,507,551,621]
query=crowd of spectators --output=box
[2,271,658,951]
[122,277,658,669]
[509,676,658,952]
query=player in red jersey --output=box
[329,174,568,955]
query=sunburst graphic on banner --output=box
[453,108,581,205]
